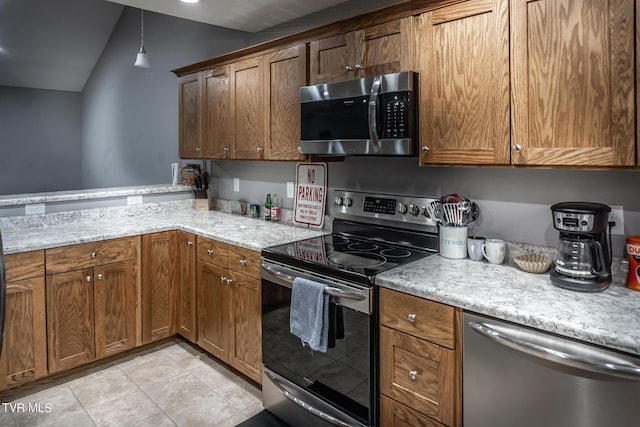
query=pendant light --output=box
[134,9,149,68]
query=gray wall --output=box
[0,86,82,194]
[81,8,250,189]
[209,160,640,257]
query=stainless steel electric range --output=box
[260,190,439,427]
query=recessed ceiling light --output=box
[180,0,200,3]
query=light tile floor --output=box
[0,340,263,427]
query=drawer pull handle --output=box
[97,274,103,280]
[407,314,416,323]
[91,252,97,259]
[409,370,418,380]
[239,259,247,266]
[207,249,214,255]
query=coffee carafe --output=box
[550,202,612,292]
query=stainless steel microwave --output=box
[299,71,417,156]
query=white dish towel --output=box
[290,277,329,352]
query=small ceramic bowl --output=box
[513,254,553,274]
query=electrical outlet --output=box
[25,203,45,215]
[233,178,240,192]
[609,205,624,235]
[287,181,294,198]
[127,195,143,205]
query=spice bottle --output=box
[271,194,280,221]
[264,194,272,221]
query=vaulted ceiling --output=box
[0,0,349,92]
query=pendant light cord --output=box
[140,9,144,49]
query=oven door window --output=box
[262,278,371,423]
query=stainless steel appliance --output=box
[261,190,438,427]
[550,202,612,291]
[0,230,6,353]
[299,71,417,156]
[463,312,640,427]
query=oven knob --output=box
[421,206,430,218]
[344,197,352,207]
[397,203,408,214]
[408,204,420,215]
[335,196,344,206]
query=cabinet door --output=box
[176,232,197,343]
[264,45,308,161]
[228,271,261,384]
[0,277,47,390]
[178,72,203,158]
[357,18,412,78]
[230,57,265,159]
[416,0,510,165]
[197,261,230,362]
[510,0,634,166]
[203,65,232,159]
[380,326,456,426]
[46,269,95,373]
[141,232,176,343]
[94,261,137,359]
[310,32,357,84]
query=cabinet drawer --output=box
[380,326,455,426]
[380,395,446,427]
[45,237,136,274]
[197,236,228,266]
[380,288,455,349]
[227,245,260,278]
[5,250,45,282]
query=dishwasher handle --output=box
[469,321,640,381]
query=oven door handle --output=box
[261,262,366,301]
[264,371,356,427]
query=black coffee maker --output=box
[550,202,612,292]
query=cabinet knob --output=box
[86,276,92,283]
[91,252,97,259]
[239,259,247,266]
[223,147,229,152]
[407,313,416,323]
[408,370,418,380]
[195,147,201,153]
[421,146,429,154]
[187,241,194,246]
[513,144,522,153]
[345,65,353,71]
[97,274,104,280]
[354,63,363,70]
[207,249,214,255]
[220,276,227,283]
[226,278,233,285]
[256,147,263,152]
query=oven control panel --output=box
[332,190,438,229]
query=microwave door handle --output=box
[368,76,382,153]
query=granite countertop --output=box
[375,255,640,357]
[2,199,639,358]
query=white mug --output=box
[467,236,485,261]
[482,239,506,264]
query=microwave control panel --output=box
[381,92,412,138]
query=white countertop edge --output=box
[0,184,192,207]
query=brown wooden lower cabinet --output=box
[196,238,262,383]
[380,288,461,427]
[176,231,197,343]
[46,260,137,373]
[141,232,176,343]
[0,250,47,390]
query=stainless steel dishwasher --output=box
[463,312,640,427]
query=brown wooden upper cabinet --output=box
[203,65,232,159]
[509,0,635,167]
[264,45,308,161]
[230,57,265,160]
[310,18,413,84]
[415,0,511,165]
[178,73,203,158]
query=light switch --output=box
[234,178,240,192]
[25,203,45,215]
